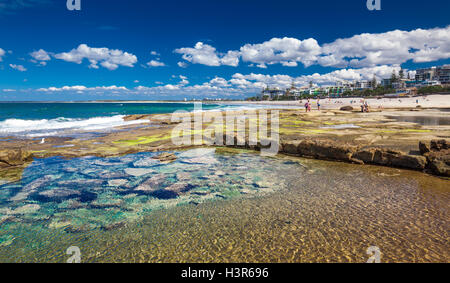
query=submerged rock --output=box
[133,157,160,167]
[152,153,177,163]
[11,204,41,215]
[135,174,165,192]
[124,168,155,177]
[165,182,194,194]
[107,179,128,187]
[176,172,191,181]
[10,175,56,201]
[58,179,104,187]
[178,148,215,158]
[182,156,218,165]
[0,235,15,247]
[37,189,81,201]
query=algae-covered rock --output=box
[152,153,177,163]
[0,149,33,168]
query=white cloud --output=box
[174,26,450,69]
[174,42,240,67]
[18,66,419,99]
[147,60,166,67]
[54,44,138,70]
[177,61,188,68]
[30,49,51,61]
[0,48,5,61]
[150,51,160,56]
[37,85,128,92]
[9,64,27,71]
[321,26,450,68]
[240,37,321,68]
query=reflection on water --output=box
[387,115,450,126]
[0,148,448,263]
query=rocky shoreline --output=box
[0,108,449,181]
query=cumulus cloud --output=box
[147,60,166,67]
[240,37,321,68]
[321,26,450,68]
[177,61,188,68]
[174,26,450,69]
[37,85,128,92]
[9,64,27,71]
[174,42,240,67]
[30,49,51,61]
[0,48,5,61]
[54,44,138,70]
[21,66,418,98]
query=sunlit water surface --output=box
[0,148,448,263]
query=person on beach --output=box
[307,99,312,112]
[305,101,309,112]
[317,99,321,111]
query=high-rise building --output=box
[436,65,450,84]
[415,67,437,81]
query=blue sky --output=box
[0,0,449,101]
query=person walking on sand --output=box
[305,101,309,112]
[317,99,321,111]
[307,99,312,112]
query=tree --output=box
[371,75,377,89]
[399,69,405,79]
[407,72,411,80]
[391,70,398,84]
[309,81,313,88]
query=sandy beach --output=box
[221,94,450,110]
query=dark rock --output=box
[281,141,301,154]
[430,139,448,152]
[419,141,431,155]
[423,146,450,177]
[152,153,177,163]
[296,140,356,161]
[428,160,450,177]
[390,155,427,170]
[352,149,376,164]
[340,106,354,111]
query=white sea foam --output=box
[0,115,149,137]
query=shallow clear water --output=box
[386,114,450,126]
[0,148,448,263]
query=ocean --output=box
[0,102,222,137]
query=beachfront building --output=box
[415,67,437,81]
[355,80,375,89]
[260,87,285,100]
[415,65,450,85]
[436,65,450,85]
